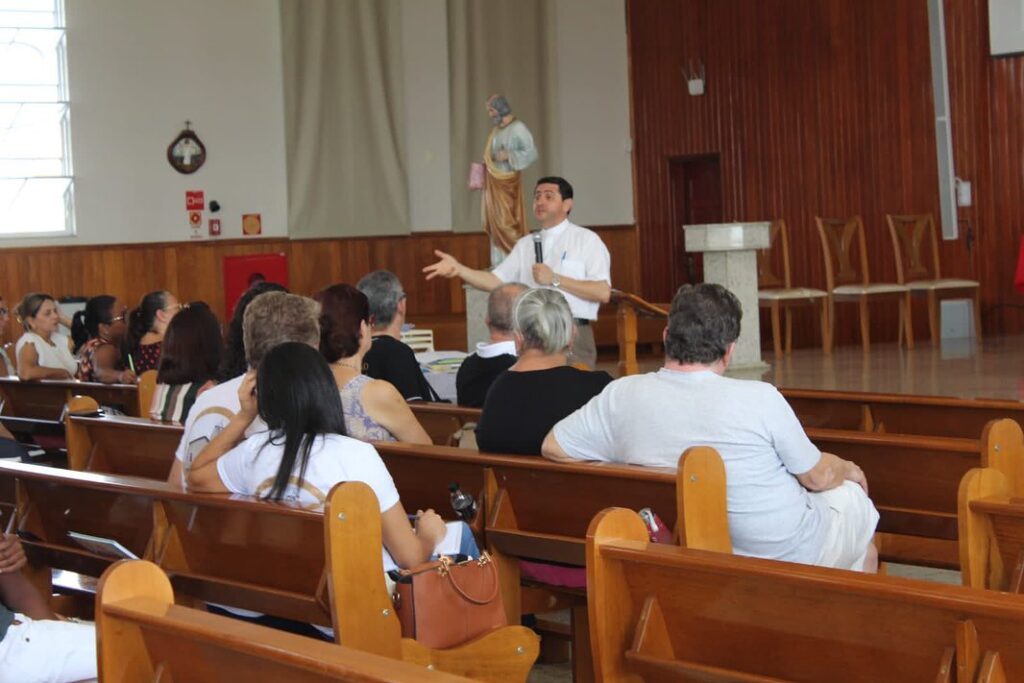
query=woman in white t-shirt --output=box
[186,342,448,571]
[14,293,77,380]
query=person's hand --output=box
[237,371,258,419]
[495,149,509,162]
[423,250,461,281]
[118,369,137,384]
[532,263,555,286]
[414,509,447,546]
[0,534,27,574]
[843,459,869,494]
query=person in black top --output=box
[476,288,612,455]
[356,270,437,401]
[456,282,526,407]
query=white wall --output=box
[5,0,289,248]
[10,0,630,246]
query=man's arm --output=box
[541,429,578,463]
[532,264,611,304]
[423,250,501,291]
[796,451,868,493]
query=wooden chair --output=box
[757,219,831,356]
[323,481,539,683]
[887,213,982,346]
[97,559,471,683]
[816,216,913,351]
[136,369,157,418]
[587,506,1024,682]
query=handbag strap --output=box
[443,558,499,605]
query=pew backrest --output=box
[97,559,470,683]
[0,376,140,419]
[66,413,182,478]
[587,507,1024,682]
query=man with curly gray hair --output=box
[543,283,880,573]
[168,290,320,487]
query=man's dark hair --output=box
[665,283,742,364]
[535,176,573,201]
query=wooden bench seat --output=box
[66,411,183,478]
[97,559,471,683]
[587,506,1024,682]
[0,460,330,627]
[0,376,141,419]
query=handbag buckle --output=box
[437,555,453,577]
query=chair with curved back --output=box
[815,216,913,352]
[886,213,981,346]
[757,219,831,357]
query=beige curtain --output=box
[448,0,559,234]
[281,0,409,238]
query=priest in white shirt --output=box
[424,176,611,368]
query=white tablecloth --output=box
[415,351,468,403]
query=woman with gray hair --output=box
[475,288,611,455]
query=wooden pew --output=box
[0,460,330,628]
[0,376,141,419]
[784,386,1024,439]
[587,507,1024,682]
[97,559,470,683]
[958,422,1024,592]
[409,402,480,447]
[324,481,539,683]
[66,411,182,478]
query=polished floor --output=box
[600,334,1024,401]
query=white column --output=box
[683,223,770,371]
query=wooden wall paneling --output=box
[625,0,1003,349]
[0,226,633,353]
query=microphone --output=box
[532,231,543,264]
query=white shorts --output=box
[0,615,96,683]
[811,481,880,572]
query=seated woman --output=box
[123,290,181,373]
[14,293,77,380]
[71,295,135,384]
[476,288,613,455]
[150,302,222,425]
[186,343,461,636]
[314,284,431,444]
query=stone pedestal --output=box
[683,222,771,371]
[465,285,489,351]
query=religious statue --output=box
[480,94,537,256]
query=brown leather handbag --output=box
[391,553,506,649]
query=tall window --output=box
[0,0,73,236]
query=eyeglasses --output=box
[165,303,183,313]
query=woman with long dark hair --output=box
[315,284,431,444]
[70,295,135,384]
[217,281,286,382]
[122,290,181,373]
[187,342,447,566]
[150,302,222,424]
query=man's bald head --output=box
[486,283,528,337]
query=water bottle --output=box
[449,481,477,521]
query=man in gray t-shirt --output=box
[542,283,879,571]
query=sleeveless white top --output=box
[15,331,78,376]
